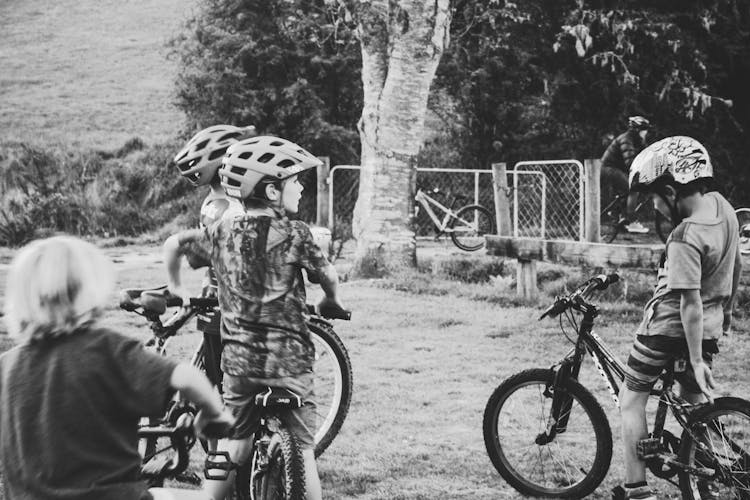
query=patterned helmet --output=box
[627,115,651,131]
[219,136,323,200]
[629,136,713,192]
[173,125,257,186]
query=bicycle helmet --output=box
[627,116,651,131]
[174,125,257,186]
[629,136,713,193]
[219,136,323,200]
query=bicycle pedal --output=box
[204,450,236,481]
[636,437,662,460]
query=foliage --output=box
[170,0,362,165]
[0,141,202,246]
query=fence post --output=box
[316,157,331,228]
[584,158,601,243]
[492,163,512,236]
[516,259,537,301]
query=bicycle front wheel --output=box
[308,320,353,457]
[449,204,495,251]
[678,397,750,500]
[257,426,307,500]
[483,368,613,498]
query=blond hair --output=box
[3,235,115,343]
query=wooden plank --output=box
[486,236,664,270]
[517,259,538,300]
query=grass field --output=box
[2,244,749,499]
[0,0,197,149]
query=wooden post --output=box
[316,157,331,228]
[516,259,537,301]
[492,162,512,236]
[584,158,601,243]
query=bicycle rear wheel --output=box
[256,426,306,500]
[449,204,495,251]
[483,368,613,498]
[308,320,353,457]
[678,397,750,500]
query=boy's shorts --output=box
[624,335,719,393]
[222,371,316,450]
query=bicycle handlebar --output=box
[539,273,620,320]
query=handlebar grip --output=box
[592,273,620,290]
[307,304,352,320]
[189,297,219,309]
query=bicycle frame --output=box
[543,301,710,478]
[414,189,477,234]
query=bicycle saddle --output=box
[118,285,182,314]
[254,388,303,409]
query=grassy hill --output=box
[0,0,198,149]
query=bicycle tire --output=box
[449,204,495,251]
[307,320,353,458]
[654,210,673,244]
[483,368,613,498]
[257,426,307,500]
[600,196,625,243]
[678,397,750,500]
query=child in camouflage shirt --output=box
[202,136,343,500]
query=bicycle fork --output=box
[537,357,580,445]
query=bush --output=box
[0,138,199,246]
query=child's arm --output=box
[316,263,344,310]
[681,289,715,401]
[170,363,232,435]
[724,247,743,335]
[163,229,208,301]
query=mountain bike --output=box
[483,273,750,499]
[139,389,308,500]
[120,286,353,460]
[414,187,495,251]
[601,192,672,243]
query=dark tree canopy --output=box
[171,0,750,204]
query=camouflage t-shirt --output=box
[207,209,330,378]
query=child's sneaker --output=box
[625,221,649,234]
[624,485,657,499]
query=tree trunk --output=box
[348,0,451,277]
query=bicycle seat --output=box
[254,388,303,409]
[119,285,182,315]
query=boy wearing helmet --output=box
[200,136,343,500]
[601,115,652,233]
[617,137,741,500]
[164,125,256,390]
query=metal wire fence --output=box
[324,162,585,242]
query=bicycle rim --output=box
[679,398,750,499]
[484,369,611,498]
[449,204,494,251]
[309,321,352,457]
[600,198,623,243]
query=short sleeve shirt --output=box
[637,192,739,340]
[0,328,177,500]
[206,209,331,379]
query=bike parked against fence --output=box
[483,273,750,499]
[414,186,495,251]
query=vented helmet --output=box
[629,136,713,192]
[174,125,257,186]
[219,136,323,200]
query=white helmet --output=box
[629,136,713,192]
[173,125,257,186]
[219,136,323,200]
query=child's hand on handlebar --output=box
[317,296,346,316]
